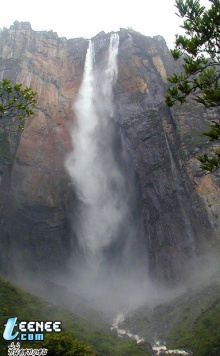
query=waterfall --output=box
[164,132,195,250]
[66,33,138,265]
[65,34,150,314]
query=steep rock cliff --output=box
[0,23,218,282]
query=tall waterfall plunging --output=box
[67,34,128,257]
[65,33,148,308]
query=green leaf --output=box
[166,0,220,173]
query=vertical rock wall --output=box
[0,23,218,282]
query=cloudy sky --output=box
[1,0,211,48]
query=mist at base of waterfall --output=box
[49,33,219,320]
[63,33,154,317]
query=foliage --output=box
[0,79,37,165]
[197,122,220,171]
[44,332,96,356]
[165,0,220,172]
[166,290,220,356]
[0,78,37,131]
[0,276,151,355]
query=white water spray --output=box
[66,34,131,259]
[63,33,166,316]
[65,34,151,314]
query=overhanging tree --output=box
[0,79,37,165]
[165,0,220,172]
[0,78,37,130]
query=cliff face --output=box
[0,22,88,273]
[0,23,219,282]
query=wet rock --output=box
[0,25,218,281]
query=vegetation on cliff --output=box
[0,78,37,130]
[166,0,220,172]
[0,79,37,165]
[121,280,220,356]
[0,276,151,355]
[167,299,220,355]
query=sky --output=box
[1,0,211,48]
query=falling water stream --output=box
[64,35,192,354]
[65,33,148,312]
[164,132,195,251]
[66,34,130,260]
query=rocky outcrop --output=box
[0,23,218,282]
[0,22,88,274]
[113,30,219,281]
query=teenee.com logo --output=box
[3,317,62,341]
